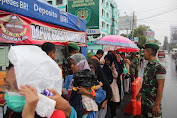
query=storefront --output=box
[0,0,87,70]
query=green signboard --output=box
[68,0,99,31]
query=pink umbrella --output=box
[94,35,138,49]
[104,45,139,52]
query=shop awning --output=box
[0,10,87,46]
[0,0,86,32]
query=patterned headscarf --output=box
[70,53,90,71]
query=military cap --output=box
[69,43,80,51]
[144,43,159,51]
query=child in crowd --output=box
[72,69,103,114]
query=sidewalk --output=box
[116,92,141,118]
[117,67,144,118]
[115,68,143,118]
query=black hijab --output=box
[102,54,122,102]
[102,54,115,84]
[89,59,112,100]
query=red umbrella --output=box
[117,47,139,52]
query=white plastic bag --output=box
[36,94,56,118]
[8,45,63,117]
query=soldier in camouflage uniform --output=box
[140,43,166,118]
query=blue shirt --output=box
[69,106,77,118]
[64,75,73,90]
[87,87,106,118]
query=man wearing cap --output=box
[68,43,80,55]
[140,43,166,118]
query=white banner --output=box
[118,16,137,30]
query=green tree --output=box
[134,25,152,36]
[137,35,146,48]
[129,25,152,48]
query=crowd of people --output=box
[2,42,166,118]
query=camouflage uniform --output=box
[142,59,166,118]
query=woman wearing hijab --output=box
[102,54,121,118]
[88,59,112,118]
[64,53,106,118]
[107,51,122,98]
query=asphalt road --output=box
[159,54,177,118]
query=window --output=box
[102,9,105,16]
[56,0,62,5]
[106,2,109,8]
[102,0,105,4]
[106,13,109,18]
[107,24,109,29]
[102,22,105,29]
[47,1,52,5]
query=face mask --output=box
[5,92,26,112]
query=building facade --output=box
[46,0,67,11]
[46,0,120,54]
[86,0,120,54]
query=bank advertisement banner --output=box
[68,0,100,35]
[0,10,87,46]
[144,31,155,40]
[171,26,177,43]
[171,26,177,40]
[0,0,86,32]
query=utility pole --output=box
[131,11,135,41]
[124,12,129,38]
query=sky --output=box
[116,0,177,45]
